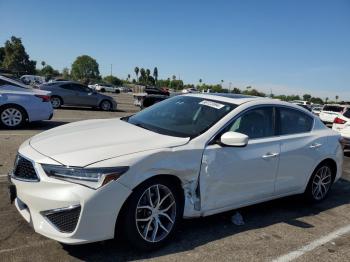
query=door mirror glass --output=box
[220,131,249,147]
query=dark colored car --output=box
[39,81,117,111]
[144,86,170,96]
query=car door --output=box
[200,106,280,212]
[70,84,98,106]
[58,83,79,105]
[274,106,326,194]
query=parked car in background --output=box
[332,108,350,149]
[290,100,310,106]
[20,75,46,86]
[295,104,312,111]
[9,94,343,249]
[319,104,349,125]
[144,86,170,96]
[312,106,323,116]
[182,88,199,94]
[0,75,53,128]
[94,83,121,93]
[39,81,117,111]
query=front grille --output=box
[43,205,81,233]
[13,155,39,181]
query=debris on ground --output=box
[231,211,245,226]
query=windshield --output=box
[125,95,236,138]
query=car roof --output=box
[185,93,265,105]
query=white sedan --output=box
[332,108,350,149]
[0,75,53,128]
[9,94,343,250]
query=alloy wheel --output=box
[101,101,111,111]
[51,97,61,108]
[1,108,23,127]
[135,184,176,243]
[311,166,332,200]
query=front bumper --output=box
[10,149,132,244]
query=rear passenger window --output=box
[343,109,350,118]
[278,107,313,135]
[228,107,274,139]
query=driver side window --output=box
[227,107,274,139]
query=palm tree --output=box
[41,61,46,68]
[172,75,176,81]
[127,74,130,81]
[325,97,329,104]
[140,68,146,84]
[221,80,224,86]
[134,67,139,82]
[153,67,158,83]
[335,95,339,102]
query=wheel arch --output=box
[51,95,64,105]
[114,174,184,239]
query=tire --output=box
[121,178,183,250]
[0,105,27,129]
[304,162,334,203]
[50,96,62,109]
[99,100,112,111]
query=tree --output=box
[71,55,100,82]
[199,79,202,85]
[232,87,241,94]
[139,68,146,83]
[39,65,59,80]
[61,67,70,79]
[325,97,329,103]
[0,47,5,66]
[172,75,176,81]
[127,74,131,81]
[103,75,123,86]
[303,94,312,101]
[335,95,339,102]
[2,36,36,74]
[41,61,46,68]
[134,67,139,82]
[153,67,158,83]
[146,69,151,79]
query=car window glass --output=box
[279,107,313,135]
[227,107,274,139]
[344,109,350,118]
[74,84,90,93]
[0,79,22,88]
[60,84,74,90]
[323,106,344,112]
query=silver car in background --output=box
[39,81,117,111]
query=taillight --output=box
[334,117,346,124]
[35,95,50,102]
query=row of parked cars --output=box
[0,75,117,128]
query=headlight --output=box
[41,164,129,189]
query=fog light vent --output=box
[42,205,81,233]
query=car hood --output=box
[29,118,190,166]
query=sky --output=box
[0,0,349,100]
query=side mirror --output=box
[220,131,249,147]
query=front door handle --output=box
[262,152,279,159]
[309,143,322,149]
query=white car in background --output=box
[182,88,199,94]
[94,83,121,93]
[319,104,349,125]
[20,75,46,86]
[0,75,53,128]
[9,94,343,249]
[332,108,350,149]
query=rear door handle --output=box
[309,143,322,149]
[262,152,279,159]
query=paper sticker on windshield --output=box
[199,100,225,109]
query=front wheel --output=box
[305,163,334,202]
[122,178,183,250]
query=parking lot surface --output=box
[1,93,350,262]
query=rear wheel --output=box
[0,105,26,129]
[50,96,62,109]
[121,178,183,250]
[305,163,334,202]
[100,100,112,111]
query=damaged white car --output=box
[9,94,343,250]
